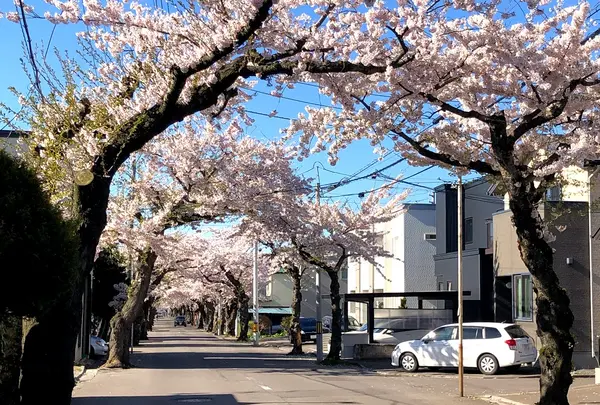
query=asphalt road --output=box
[71,318,493,405]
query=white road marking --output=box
[259,385,272,391]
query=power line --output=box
[245,109,293,121]
[241,87,342,111]
[295,82,390,99]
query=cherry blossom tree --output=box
[261,245,308,355]
[4,0,595,402]
[277,1,600,401]
[100,119,304,365]
[197,232,270,341]
[241,183,407,361]
[2,0,384,400]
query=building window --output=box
[447,281,453,291]
[341,267,348,281]
[486,220,493,249]
[266,281,272,297]
[465,217,473,244]
[424,233,436,241]
[513,274,533,321]
[546,185,561,201]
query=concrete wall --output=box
[433,249,481,301]
[462,180,504,251]
[403,206,436,308]
[434,179,502,305]
[493,210,529,277]
[590,172,600,364]
[435,179,503,255]
[404,206,437,293]
[346,205,436,311]
[265,268,347,320]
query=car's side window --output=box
[463,327,483,339]
[431,326,455,341]
[484,327,502,339]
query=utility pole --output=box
[253,240,259,346]
[315,167,324,362]
[457,175,464,397]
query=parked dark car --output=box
[288,317,328,343]
[174,316,187,327]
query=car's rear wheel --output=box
[400,353,419,372]
[478,354,499,375]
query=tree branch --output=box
[389,128,500,175]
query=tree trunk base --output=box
[287,347,303,355]
[0,314,22,405]
[102,359,132,369]
[321,355,344,366]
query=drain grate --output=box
[176,398,213,403]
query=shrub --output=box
[0,150,79,319]
[281,316,293,332]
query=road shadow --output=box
[73,393,240,404]
[143,336,220,343]
[139,343,238,349]
[132,350,318,370]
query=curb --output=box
[476,395,528,405]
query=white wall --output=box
[347,205,436,310]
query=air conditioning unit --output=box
[424,233,436,241]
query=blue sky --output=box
[0,1,479,207]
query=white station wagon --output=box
[391,322,537,375]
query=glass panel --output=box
[430,326,454,341]
[505,325,530,339]
[463,327,483,339]
[465,218,473,244]
[514,274,533,320]
[486,221,493,248]
[484,327,502,339]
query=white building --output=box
[264,267,347,321]
[347,204,436,323]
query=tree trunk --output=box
[225,300,238,336]
[289,267,303,355]
[0,314,22,405]
[105,249,157,368]
[217,305,226,335]
[147,298,157,332]
[133,314,146,345]
[197,303,205,329]
[508,189,574,405]
[212,309,220,335]
[205,302,215,332]
[325,270,342,362]
[224,271,250,342]
[237,294,250,342]
[20,303,79,405]
[141,298,152,336]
